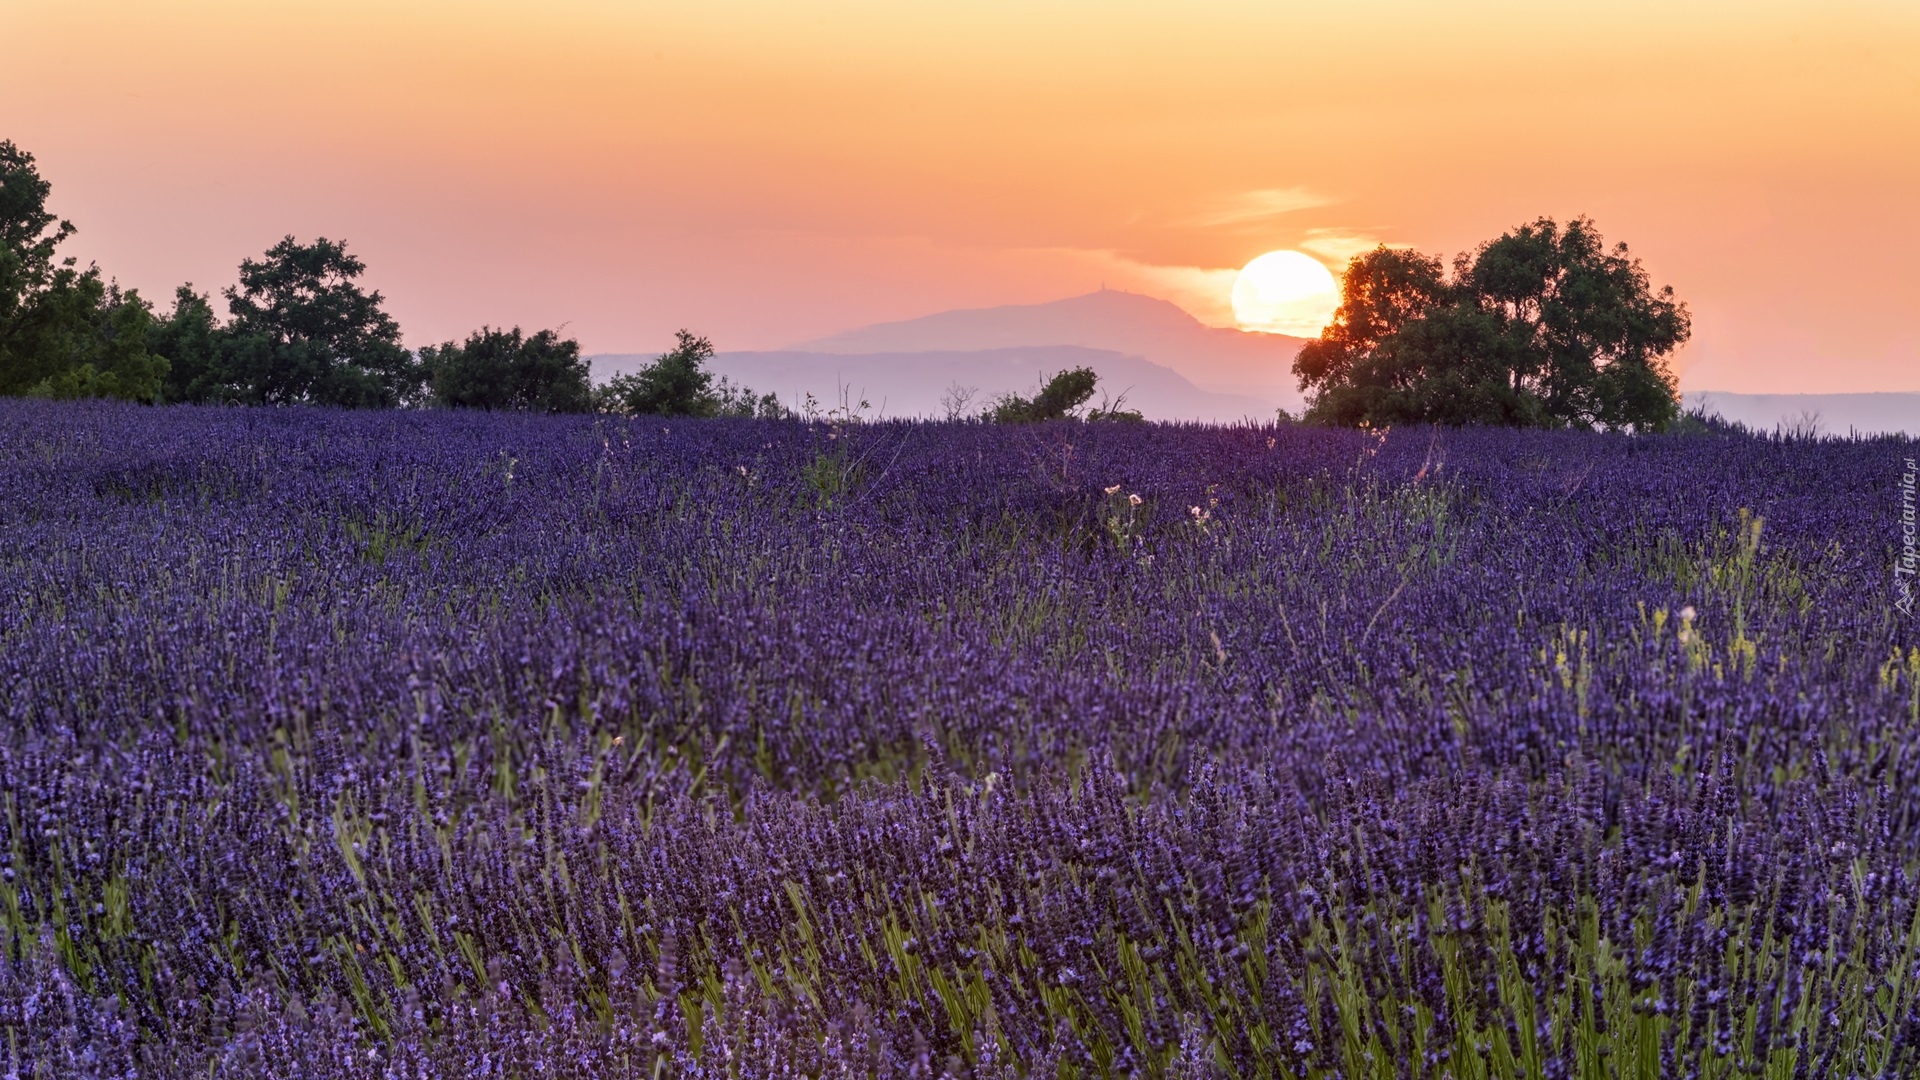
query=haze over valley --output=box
[591,289,1308,423]
[594,289,1920,432]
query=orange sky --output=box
[5,0,1917,392]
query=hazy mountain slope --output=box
[588,345,1278,423]
[1688,391,1920,436]
[792,289,1309,410]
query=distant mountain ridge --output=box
[1688,392,1920,436]
[589,290,1920,432]
[792,289,1309,411]
[588,345,1277,423]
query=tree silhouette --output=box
[0,140,166,402]
[598,330,787,418]
[423,326,592,413]
[989,367,1142,423]
[1297,217,1689,431]
[217,236,419,407]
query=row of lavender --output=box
[2,400,1917,1077]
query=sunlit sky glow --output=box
[4,0,1917,391]
[1232,251,1339,337]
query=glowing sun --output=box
[1231,250,1339,336]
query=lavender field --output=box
[3,400,1917,1078]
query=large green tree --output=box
[597,330,788,418]
[1296,216,1689,431]
[0,140,166,402]
[151,286,225,404]
[599,329,719,416]
[423,326,592,413]
[217,236,420,407]
[987,366,1142,423]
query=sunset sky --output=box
[5,0,1916,393]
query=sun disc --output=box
[1231,250,1338,336]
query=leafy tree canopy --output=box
[0,141,166,402]
[707,375,792,420]
[1296,216,1689,431]
[0,140,69,310]
[152,286,224,405]
[989,366,1143,423]
[598,330,788,418]
[423,326,592,413]
[218,236,420,408]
